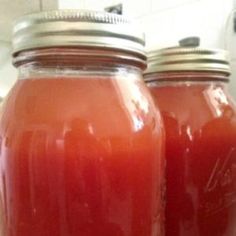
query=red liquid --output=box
[149,82,236,236]
[0,76,164,236]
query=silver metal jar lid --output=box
[13,10,145,60]
[145,38,230,75]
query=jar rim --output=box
[13,47,147,70]
[144,71,229,83]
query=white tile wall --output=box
[59,0,124,11]
[42,0,58,10]
[0,0,40,41]
[0,0,58,97]
[137,10,176,50]
[151,0,196,12]
[59,0,85,9]
[0,60,17,97]
[83,0,122,11]
[122,0,151,18]
[0,0,58,41]
[143,0,233,49]
[226,10,236,60]
[222,2,236,97]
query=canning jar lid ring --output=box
[12,9,146,66]
[145,45,230,75]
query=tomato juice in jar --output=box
[145,41,236,236]
[0,10,165,236]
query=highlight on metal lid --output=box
[145,36,230,75]
[12,9,145,59]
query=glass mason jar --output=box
[145,45,236,236]
[0,10,165,236]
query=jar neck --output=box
[145,71,229,83]
[17,60,142,80]
[14,48,145,79]
[13,48,146,70]
[147,80,228,90]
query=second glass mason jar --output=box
[145,45,236,236]
[0,10,165,236]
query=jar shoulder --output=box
[0,77,163,147]
[149,84,236,135]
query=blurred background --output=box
[0,0,235,98]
